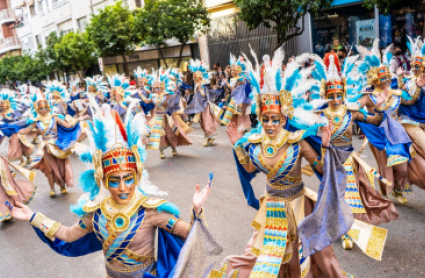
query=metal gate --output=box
[207,14,295,68]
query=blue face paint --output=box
[108,174,135,188]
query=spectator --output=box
[389,42,410,76]
[129,76,136,86]
[337,46,347,70]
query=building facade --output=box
[0,0,21,58]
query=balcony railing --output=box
[0,36,21,53]
[53,0,68,9]
[0,9,15,23]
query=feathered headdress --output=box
[356,39,389,85]
[107,73,137,98]
[0,89,20,113]
[45,81,70,102]
[134,67,152,84]
[18,84,28,95]
[188,59,209,81]
[407,35,425,70]
[71,95,149,215]
[148,68,171,93]
[25,86,53,119]
[85,76,109,95]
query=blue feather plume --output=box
[157,202,180,216]
[79,152,93,163]
[89,119,107,152]
[407,42,412,56]
[284,68,300,91]
[70,198,88,217]
[314,60,326,80]
[275,68,282,91]
[79,169,99,199]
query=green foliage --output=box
[53,31,97,78]
[135,0,210,67]
[233,0,334,47]
[363,0,421,15]
[86,0,141,75]
[0,53,54,84]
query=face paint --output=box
[106,172,137,205]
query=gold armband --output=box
[234,144,251,165]
[30,212,61,241]
[397,76,404,88]
[188,207,207,232]
[412,86,422,100]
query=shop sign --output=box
[356,19,375,48]
[129,54,139,60]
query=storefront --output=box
[310,0,425,57]
[102,44,199,76]
[311,0,376,57]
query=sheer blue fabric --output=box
[56,123,81,151]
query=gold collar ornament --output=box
[262,129,289,158]
[100,193,146,233]
[324,105,347,126]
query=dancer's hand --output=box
[376,87,390,107]
[226,122,243,145]
[193,183,211,215]
[322,124,332,148]
[416,74,425,88]
[7,201,33,221]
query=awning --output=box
[15,1,26,8]
[332,0,363,6]
[8,23,15,28]
[27,0,35,6]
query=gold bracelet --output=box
[234,145,251,165]
[397,76,404,88]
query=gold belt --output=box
[105,258,155,274]
[267,176,302,190]
[123,249,156,264]
[266,188,305,202]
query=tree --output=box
[86,1,141,76]
[44,32,66,73]
[53,31,97,81]
[0,53,53,84]
[138,0,210,68]
[364,0,421,15]
[233,0,334,49]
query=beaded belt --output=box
[105,258,155,274]
[267,176,302,190]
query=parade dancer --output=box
[184,60,223,146]
[18,89,86,197]
[45,81,71,116]
[107,74,136,121]
[393,36,425,192]
[214,48,354,278]
[6,101,220,277]
[221,55,252,131]
[308,53,398,257]
[2,89,37,166]
[85,76,109,106]
[0,155,37,223]
[133,67,155,118]
[353,40,412,204]
[143,69,193,159]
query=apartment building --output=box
[0,0,20,58]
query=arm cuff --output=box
[30,212,61,241]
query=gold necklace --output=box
[100,194,146,233]
[37,114,53,126]
[262,129,289,158]
[324,105,347,126]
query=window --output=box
[30,5,36,16]
[37,0,43,12]
[78,17,87,31]
[135,0,142,8]
[58,19,73,36]
[35,35,43,47]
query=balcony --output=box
[0,9,15,26]
[16,21,32,37]
[0,36,21,55]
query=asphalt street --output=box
[0,125,424,278]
